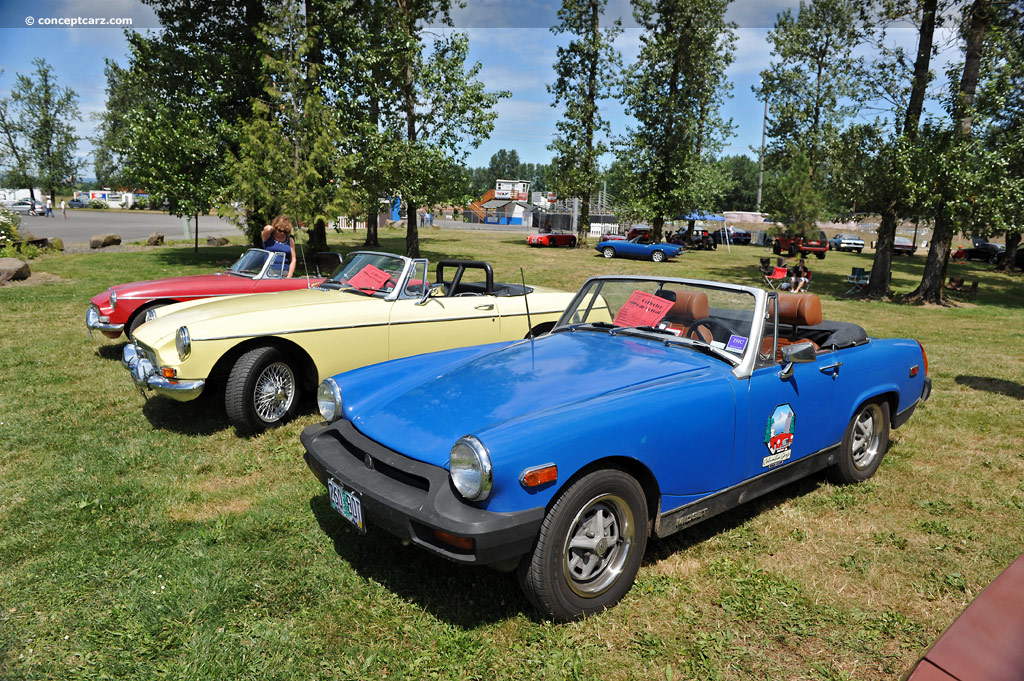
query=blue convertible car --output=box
[302,276,930,621]
[595,235,683,262]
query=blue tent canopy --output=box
[681,212,725,222]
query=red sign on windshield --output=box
[613,290,673,327]
[347,264,392,294]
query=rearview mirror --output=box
[778,342,815,380]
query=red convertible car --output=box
[527,231,577,247]
[86,248,334,341]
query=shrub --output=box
[0,205,22,243]
[89,199,109,209]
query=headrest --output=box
[778,293,822,327]
[667,290,710,324]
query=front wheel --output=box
[651,249,665,262]
[569,237,577,248]
[602,247,616,259]
[773,242,782,255]
[225,346,301,435]
[517,467,648,621]
[827,400,890,484]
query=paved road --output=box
[18,210,240,247]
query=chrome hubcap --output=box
[253,361,295,422]
[563,494,635,597]
[851,403,883,470]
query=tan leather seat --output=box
[774,292,821,359]
[664,290,712,342]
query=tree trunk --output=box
[308,215,328,254]
[578,197,591,245]
[865,205,897,297]
[906,0,988,304]
[903,0,938,139]
[399,0,419,259]
[999,232,1020,272]
[194,214,199,254]
[405,200,419,258]
[653,216,665,243]
[364,209,380,248]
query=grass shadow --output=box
[955,375,1024,400]
[140,390,230,436]
[310,495,530,627]
[95,342,127,361]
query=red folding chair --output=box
[764,266,789,289]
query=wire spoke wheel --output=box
[252,361,295,422]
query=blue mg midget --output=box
[301,276,931,621]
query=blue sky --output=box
[0,0,956,178]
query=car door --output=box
[386,260,501,359]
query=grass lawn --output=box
[1,227,1022,680]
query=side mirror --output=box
[778,342,816,380]
[416,283,446,305]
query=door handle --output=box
[819,362,842,375]
[475,304,495,310]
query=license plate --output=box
[327,478,365,533]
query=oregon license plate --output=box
[327,478,365,532]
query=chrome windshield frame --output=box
[553,275,771,380]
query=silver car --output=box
[7,199,37,215]
[828,233,865,253]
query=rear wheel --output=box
[651,250,665,262]
[602,247,616,259]
[816,252,826,260]
[827,400,890,484]
[518,467,648,621]
[569,237,577,248]
[225,346,301,435]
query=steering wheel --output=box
[685,318,730,343]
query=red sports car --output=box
[527,231,577,247]
[86,248,333,341]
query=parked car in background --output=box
[8,199,37,215]
[527,231,577,247]
[996,248,1024,269]
[68,197,88,208]
[123,253,575,434]
[596,235,683,262]
[668,227,716,250]
[711,225,752,245]
[773,231,829,259]
[88,248,332,341]
[893,236,917,256]
[302,278,930,621]
[828,233,865,253]
[962,236,1004,263]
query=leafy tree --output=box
[764,151,825,234]
[0,60,81,205]
[718,154,759,211]
[616,0,734,241]
[549,0,621,245]
[756,0,866,235]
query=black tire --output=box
[225,346,301,435]
[773,242,782,255]
[815,252,826,260]
[855,248,863,253]
[602,247,616,259]
[569,237,577,248]
[549,238,558,247]
[788,246,797,257]
[517,467,648,622]
[651,249,666,263]
[827,400,890,484]
[127,303,166,341]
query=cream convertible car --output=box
[123,252,574,434]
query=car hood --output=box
[107,273,256,299]
[346,331,717,467]
[134,287,382,347]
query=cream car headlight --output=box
[175,326,191,360]
[317,378,343,422]
[109,289,117,310]
[449,435,493,501]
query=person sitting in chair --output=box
[790,258,811,293]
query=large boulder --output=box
[90,233,122,249]
[0,257,30,281]
[206,236,230,246]
[147,232,165,246]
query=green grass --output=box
[1,227,1023,680]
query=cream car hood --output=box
[134,287,384,348]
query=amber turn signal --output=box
[520,464,558,488]
[433,530,473,551]
[162,367,177,378]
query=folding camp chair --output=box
[844,267,869,296]
[764,266,789,289]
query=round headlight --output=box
[317,378,343,422]
[109,289,117,310]
[449,435,492,501]
[175,326,191,360]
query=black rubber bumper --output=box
[301,420,544,568]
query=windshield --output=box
[323,252,407,295]
[555,278,758,363]
[226,249,269,277]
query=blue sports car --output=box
[595,236,683,262]
[302,276,931,621]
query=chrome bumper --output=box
[85,305,124,338]
[122,343,205,402]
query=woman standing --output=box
[261,215,297,278]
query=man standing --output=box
[61,199,67,219]
[45,197,53,217]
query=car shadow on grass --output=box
[309,495,530,627]
[955,375,1024,400]
[95,342,127,361]
[140,390,231,436]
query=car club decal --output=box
[763,404,795,468]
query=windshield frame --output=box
[226,248,276,279]
[321,251,413,300]
[553,275,771,379]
